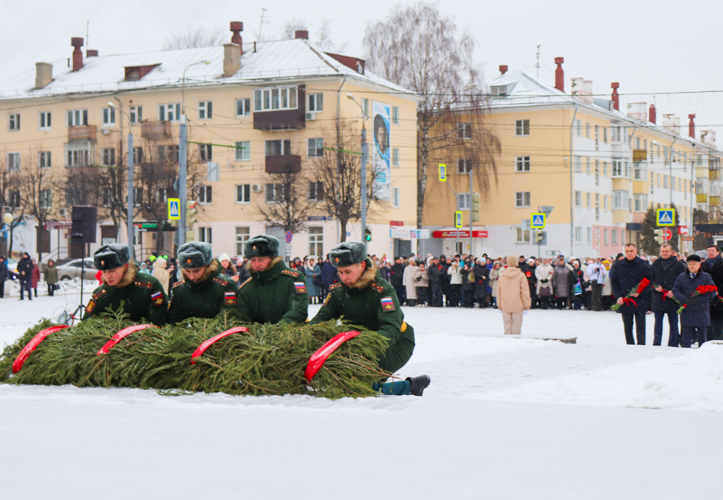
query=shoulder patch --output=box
[329,283,342,291]
[294,281,307,294]
[151,290,165,307]
[224,291,237,306]
[134,281,152,289]
[239,277,253,290]
[92,288,108,301]
[381,296,396,312]
[281,269,300,277]
[323,293,332,306]
[371,283,385,294]
[212,276,230,287]
[173,280,186,289]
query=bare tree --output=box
[163,25,226,50]
[0,167,26,257]
[277,17,347,52]
[253,168,314,238]
[363,2,498,229]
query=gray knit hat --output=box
[178,241,213,269]
[94,244,130,271]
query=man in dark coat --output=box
[438,255,451,306]
[320,254,338,298]
[0,256,7,298]
[16,252,33,301]
[702,244,722,274]
[610,243,654,345]
[473,259,489,308]
[389,257,406,304]
[673,254,717,348]
[651,243,686,346]
[427,256,444,307]
[707,258,723,341]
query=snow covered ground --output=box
[1,294,722,499]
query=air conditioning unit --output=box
[100,127,112,135]
[252,184,263,193]
[306,112,317,121]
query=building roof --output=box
[0,38,419,101]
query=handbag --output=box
[312,275,322,286]
[53,283,61,291]
[539,286,551,297]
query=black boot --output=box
[406,375,431,396]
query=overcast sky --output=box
[3,0,723,139]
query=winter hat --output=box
[330,242,367,268]
[687,254,702,262]
[218,253,231,262]
[93,244,130,271]
[154,257,167,269]
[178,242,213,269]
[245,235,279,259]
[506,255,519,268]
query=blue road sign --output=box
[656,208,675,227]
[168,198,180,220]
[531,213,546,229]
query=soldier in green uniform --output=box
[84,244,168,326]
[167,242,239,324]
[236,235,308,324]
[310,242,430,396]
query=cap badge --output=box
[100,260,105,266]
[253,245,256,250]
[187,259,192,264]
[335,257,339,263]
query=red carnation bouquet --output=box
[677,284,718,315]
[611,278,650,311]
[653,282,682,307]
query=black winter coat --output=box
[707,259,723,320]
[461,264,475,291]
[16,257,33,281]
[438,260,451,286]
[610,256,653,314]
[389,263,405,287]
[0,260,7,281]
[321,260,338,287]
[673,271,717,327]
[651,257,686,313]
[473,264,489,299]
[427,264,443,286]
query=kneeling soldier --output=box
[236,235,308,324]
[310,242,430,396]
[84,244,167,326]
[167,242,239,324]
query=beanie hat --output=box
[94,244,130,271]
[218,253,231,262]
[506,255,519,268]
[330,242,367,267]
[244,235,279,259]
[178,242,213,269]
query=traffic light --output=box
[186,200,198,227]
[471,193,480,223]
[654,229,665,245]
[534,230,544,243]
[365,227,372,242]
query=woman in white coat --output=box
[403,259,418,306]
[534,258,554,310]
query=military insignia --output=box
[381,296,395,312]
[371,283,385,294]
[239,277,252,290]
[224,291,237,305]
[187,258,192,264]
[335,257,339,263]
[134,281,152,289]
[294,282,307,294]
[212,277,229,287]
[329,283,342,291]
[281,269,299,277]
[92,288,108,301]
[173,280,186,289]
[323,293,331,306]
[86,300,96,313]
[100,260,105,266]
[151,291,164,307]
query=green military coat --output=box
[310,259,415,373]
[84,264,168,326]
[167,260,239,324]
[236,257,309,324]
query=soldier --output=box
[84,244,167,325]
[236,235,309,324]
[167,242,239,324]
[310,242,430,396]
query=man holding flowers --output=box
[673,254,718,348]
[611,243,653,345]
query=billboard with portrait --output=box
[372,101,391,201]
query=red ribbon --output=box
[191,327,249,365]
[304,331,361,382]
[12,325,70,374]
[97,324,159,355]
[660,288,671,300]
[622,297,638,308]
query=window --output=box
[603,127,608,143]
[65,141,94,167]
[657,173,661,188]
[516,227,531,243]
[612,159,625,178]
[198,101,213,119]
[515,192,530,208]
[8,114,20,130]
[613,190,630,210]
[7,190,20,208]
[253,86,298,112]
[266,183,286,203]
[633,162,646,180]
[595,160,599,185]
[38,151,51,169]
[604,229,609,245]
[235,227,250,255]
[574,156,582,172]
[235,141,250,161]
[575,191,582,207]
[586,157,591,174]
[361,98,369,118]
[199,144,212,161]
[130,106,143,124]
[586,122,591,138]
[307,138,324,158]
[392,187,401,208]
[515,119,530,136]
[392,148,400,168]
[158,103,181,122]
[309,227,323,256]
[39,111,51,130]
[308,181,323,201]
[158,145,179,162]
[603,161,608,177]
[458,123,472,139]
[67,109,88,126]
[604,195,608,210]
[66,188,87,206]
[635,137,641,150]
[133,187,143,207]
[235,98,251,117]
[587,227,592,244]
[586,192,591,208]
[575,226,582,243]
[265,139,291,156]
[664,175,668,189]
[515,156,530,172]
[573,119,581,136]
[457,193,471,210]
[101,188,112,207]
[197,185,212,204]
[392,106,399,125]
[611,125,624,143]
[308,93,324,112]
[612,229,618,245]
[102,148,116,166]
[40,189,52,209]
[198,227,212,243]
[458,159,472,174]
[133,147,144,164]
[102,107,116,126]
[235,184,251,203]
[7,152,20,171]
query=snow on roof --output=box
[0,38,418,101]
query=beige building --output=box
[0,25,420,261]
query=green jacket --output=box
[84,264,168,326]
[44,264,58,284]
[310,259,415,373]
[167,260,239,324]
[236,257,309,324]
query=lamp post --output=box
[346,94,368,248]
[108,101,135,257]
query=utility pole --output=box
[536,45,541,77]
[469,168,473,255]
[127,131,134,255]
[179,114,188,247]
[347,93,368,250]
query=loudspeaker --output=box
[71,206,97,243]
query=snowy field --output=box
[1,291,723,499]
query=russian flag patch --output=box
[151,291,164,306]
[381,296,395,312]
[294,282,307,294]
[224,291,237,305]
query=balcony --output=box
[633,149,647,162]
[265,155,301,174]
[711,169,721,181]
[710,196,721,206]
[68,125,96,142]
[141,121,171,140]
[697,193,708,203]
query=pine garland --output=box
[0,310,390,399]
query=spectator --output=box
[586,258,607,311]
[611,244,653,345]
[378,258,391,282]
[304,257,322,304]
[427,257,443,307]
[702,244,722,273]
[30,259,40,298]
[152,257,171,294]
[320,254,338,298]
[497,255,532,335]
[0,255,7,298]
[488,261,501,308]
[673,254,717,348]
[460,259,476,308]
[535,258,554,310]
[551,258,571,309]
[44,259,58,296]
[708,257,723,342]
[439,255,451,306]
[570,260,585,310]
[473,258,489,308]
[414,262,429,306]
[167,259,179,292]
[447,259,462,307]
[390,257,406,304]
[17,252,33,301]
[525,258,537,308]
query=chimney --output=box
[35,62,53,89]
[230,21,243,51]
[295,30,309,40]
[554,57,564,92]
[649,104,656,124]
[689,114,696,138]
[223,43,241,77]
[499,65,508,75]
[662,114,680,134]
[611,82,620,111]
[71,37,84,72]
[87,49,98,57]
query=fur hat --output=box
[93,244,130,271]
[245,235,279,259]
[506,255,519,268]
[688,254,702,262]
[330,242,366,268]
[178,242,213,269]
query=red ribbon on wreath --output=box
[304,331,361,382]
[191,327,249,364]
[12,325,70,373]
[97,324,159,355]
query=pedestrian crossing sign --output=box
[454,211,463,228]
[168,198,181,220]
[439,164,447,182]
[656,208,675,227]
[531,213,546,229]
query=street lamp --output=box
[182,60,211,116]
[3,212,12,225]
[108,101,136,256]
[346,93,368,248]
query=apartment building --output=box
[0,24,420,261]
